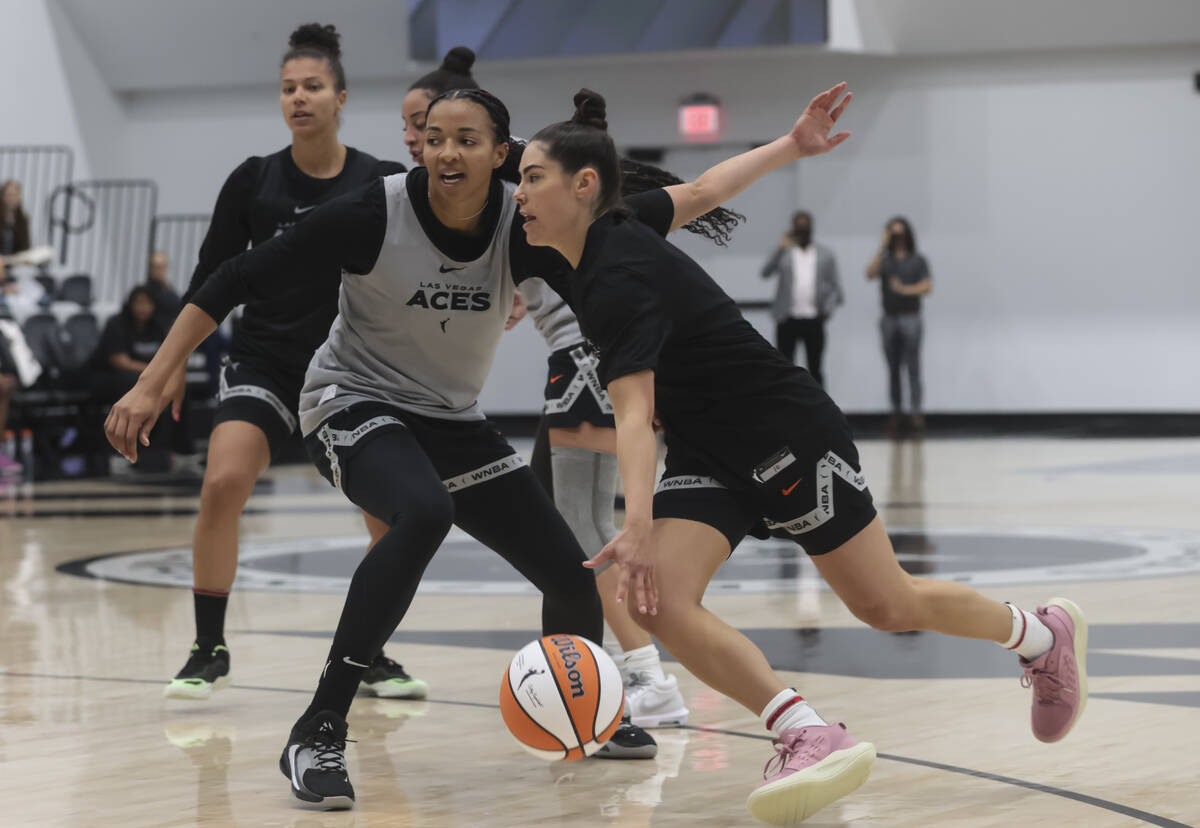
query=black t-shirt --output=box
[879,250,930,315]
[145,280,181,331]
[548,189,830,473]
[94,314,167,372]
[182,146,405,385]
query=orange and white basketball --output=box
[499,634,624,760]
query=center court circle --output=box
[62,526,1200,594]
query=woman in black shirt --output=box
[513,87,1088,824]
[161,23,425,703]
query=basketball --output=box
[499,634,625,760]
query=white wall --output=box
[6,4,1197,413]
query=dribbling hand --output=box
[583,521,658,616]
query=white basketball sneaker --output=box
[625,671,689,728]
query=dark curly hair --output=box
[282,23,346,92]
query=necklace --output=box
[430,188,488,223]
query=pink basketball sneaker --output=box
[747,723,875,825]
[1020,597,1088,743]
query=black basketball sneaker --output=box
[358,653,429,699]
[279,710,355,809]
[594,714,658,759]
[164,641,231,700]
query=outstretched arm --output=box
[664,83,852,231]
[104,303,217,462]
[105,182,388,462]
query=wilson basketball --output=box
[499,634,624,760]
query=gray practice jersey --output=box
[520,276,583,353]
[190,170,564,437]
[301,173,517,432]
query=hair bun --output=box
[441,46,476,76]
[289,23,341,59]
[571,89,608,131]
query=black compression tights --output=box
[301,426,602,723]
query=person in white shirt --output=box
[760,210,843,386]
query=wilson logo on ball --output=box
[551,634,586,698]
[500,634,624,761]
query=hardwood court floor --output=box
[2,436,1198,827]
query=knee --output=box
[391,487,454,542]
[846,594,919,633]
[627,594,690,638]
[200,465,258,512]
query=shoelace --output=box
[762,728,825,779]
[625,670,650,696]
[374,655,411,679]
[179,644,221,676]
[1020,665,1064,704]
[311,723,354,773]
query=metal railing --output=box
[47,179,158,304]
[150,214,211,293]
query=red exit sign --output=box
[678,102,721,142]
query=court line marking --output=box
[0,670,1188,827]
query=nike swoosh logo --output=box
[343,656,369,668]
[549,374,565,384]
[289,745,302,790]
[781,479,802,496]
[439,264,465,273]
[294,205,316,214]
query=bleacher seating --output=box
[57,273,94,307]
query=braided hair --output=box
[531,89,744,246]
[425,88,527,183]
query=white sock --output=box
[623,644,666,683]
[760,688,827,735]
[1001,603,1055,660]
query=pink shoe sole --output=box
[1044,596,1089,742]
[747,740,876,825]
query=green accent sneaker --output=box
[358,653,428,699]
[164,642,231,700]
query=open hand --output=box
[583,521,657,615]
[788,82,853,158]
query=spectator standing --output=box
[760,210,842,386]
[867,216,932,431]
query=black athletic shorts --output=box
[212,358,301,460]
[305,401,524,496]
[652,410,877,556]
[542,344,615,430]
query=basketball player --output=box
[163,24,426,702]
[405,50,698,734]
[512,86,1089,824]
[519,278,689,730]
[105,88,662,808]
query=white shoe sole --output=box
[1046,596,1088,741]
[747,741,876,825]
[630,706,690,728]
[164,673,231,700]
[359,679,429,700]
[293,793,354,811]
